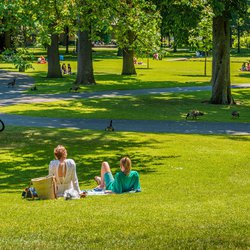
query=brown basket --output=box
[31,175,57,200]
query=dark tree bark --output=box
[0,34,5,51]
[122,30,136,75]
[47,33,62,78]
[210,14,234,104]
[64,26,69,54]
[237,22,241,53]
[76,30,95,85]
[122,48,136,75]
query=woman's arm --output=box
[69,160,82,194]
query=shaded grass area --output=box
[2,89,250,123]
[0,126,249,249]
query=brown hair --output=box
[120,157,131,175]
[54,145,67,160]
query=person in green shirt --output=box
[94,157,141,194]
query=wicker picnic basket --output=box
[31,175,57,200]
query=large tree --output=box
[188,6,213,76]
[73,0,115,85]
[154,0,202,51]
[32,0,74,78]
[209,0,248,104]
[0,1,22,51]
[113,0,161,75]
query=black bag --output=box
[22,187,38,199]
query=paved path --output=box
[0,70,250,135]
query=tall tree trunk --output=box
[237,22,240,53]
[122,30,136,75]
[47,34,62,78]
[76,30,95,85]
[4,30,12,49]
[0,33,4,51]
[122,48,136,75]
[210,14,233,104]
[65,26,69,54]
[204,54,207,76]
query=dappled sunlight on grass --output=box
[0,125,249,249]
[2,89,250,122]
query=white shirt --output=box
[49,159,81,197]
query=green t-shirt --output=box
[110,171,141,194]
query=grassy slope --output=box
[0,127,249,249]
[0,48,249,249]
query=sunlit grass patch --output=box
[2,89,250,122]
[0,126,249,249]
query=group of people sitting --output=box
[49,145,141,198]
[61,63,72,74]
[37,56,46,64]
[240,62,250,71]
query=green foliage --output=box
[2,48,34,72]
[113,0,161,52]
[208,0,248,17]
[155,0,203,50]
[188,6,213,53]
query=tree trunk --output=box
[122,48,136,75]
[237,22,240,53]
[0,34,4,51]
[204,54,207,76]
[76,30,95,85]
[122,29,136,75]
[4,30,12,49]
[210,14,233,104]
[65,26,69,54]
[47,34,62,78]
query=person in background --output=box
[61,63,67,74]
[67,63,72,74]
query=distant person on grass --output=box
[49,145,85,198]
[94,157,141,194]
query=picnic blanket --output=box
[83,189,113,196]
[84,189,141,196]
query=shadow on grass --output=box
[238,73,250,79]
[0,127,180,191]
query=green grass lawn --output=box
[1,88,250,123]
[1,47,250,94]
[0,48,249,249]
[0,126,249,249]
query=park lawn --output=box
[1,89,250,123]
[26,58,250,94]
[0,126,249,249]
[1,47,250,94]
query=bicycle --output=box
[0,119,5,132]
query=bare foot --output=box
[94,176,101,185]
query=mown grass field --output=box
[1,47,250,94]
[0,127,249,250]
[0,48,249,249]
[1,47,250,123]
[1,88,250,123]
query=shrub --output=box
[2,48,34,72]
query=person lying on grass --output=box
[94,157,141,194]
[49,145,86,198]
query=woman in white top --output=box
[49,145,84,197]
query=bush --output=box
[2,48,34,72]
